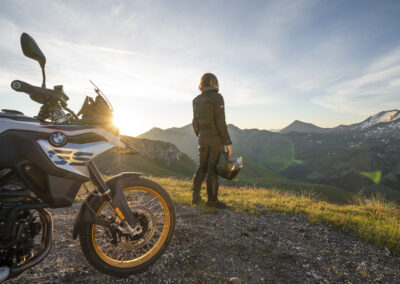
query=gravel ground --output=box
[8,203,400,284]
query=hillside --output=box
[138,110,400,202]
[94,136,196,178]
[96,143,351,203]
[95,133,352,203]
[10,178,400,283]
[282,131,400,202]
[139,124,198,161]
[224,155,352,204]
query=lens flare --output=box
[359,170,382,184]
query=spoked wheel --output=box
[79,177,175,276]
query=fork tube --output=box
[87,160,116,214]
[87,160,112,201]
[86,161,131,224]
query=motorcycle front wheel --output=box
[78,177,176,276]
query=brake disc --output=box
[117,205,156,250]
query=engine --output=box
[0,169,43,266]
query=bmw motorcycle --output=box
[0,33,175,281]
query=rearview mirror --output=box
[20,33,46,68]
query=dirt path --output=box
[9,203,400,283]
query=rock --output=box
[229,277,242,284]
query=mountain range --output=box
[138,110,400,202]
[95,136,196,178]
[280,109,400,134]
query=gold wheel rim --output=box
[91,186,171,268]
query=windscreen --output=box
[89,80,113,112]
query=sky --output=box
[0,0,399,136]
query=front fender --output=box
[72,172,142,240]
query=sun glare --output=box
[112,107,152,137]
[113,112,138,136]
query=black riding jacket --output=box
[192,90,232,145]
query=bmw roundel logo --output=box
[49,132,67,147]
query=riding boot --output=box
[206,175,227,209]
[192,188,202,204]
[192,182,203,204]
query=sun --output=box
[112,112,129,135]
[112,111,143,137]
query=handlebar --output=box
[11,80,69,107]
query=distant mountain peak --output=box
[359,110,400,130]
[280,120,326,134]
[335,109,400,131]
[148,126,162,132]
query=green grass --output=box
[152,177,400,253]
[221,154,353,204]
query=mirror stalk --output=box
[41,66,46,88]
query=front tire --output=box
[79,177,175,276]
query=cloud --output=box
[1,0,399,131]
[0,0,316,110]
[368,46,400,72]
[312,45,400,114]
[47,39,143,56]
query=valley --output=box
[136,110,400,203]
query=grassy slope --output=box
[153,177,400,253]
[96,150,351,203]
[95,152,191,178]
[224,155,352,204]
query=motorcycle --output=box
[0,33,175,281]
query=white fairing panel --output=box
[1,116,126,178]
[0,117,125,147]
[0,118,41,134]
[37,140,115,177]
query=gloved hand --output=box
[226,145,232,160]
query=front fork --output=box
[87,161,138,233]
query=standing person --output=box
[192,73,232,208]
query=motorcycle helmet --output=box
[216,150,243,180]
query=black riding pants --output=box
[192,137,224,201]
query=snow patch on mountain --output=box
[388,120,400,129]
[359,110,400,130]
